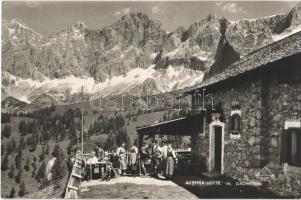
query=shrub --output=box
[1,153,9,171]
[18,182,26,197]
[8,187,15,198]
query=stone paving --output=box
[79,176,198,199]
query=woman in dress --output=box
[165,142,177,180]
[116,142,127,175]
[129,142,138,176]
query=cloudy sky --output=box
[3,1,299,36]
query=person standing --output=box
[165,142,177,180]
[129,143,138,176]
[151,140,162,178]
[161,141,168,177]
[140,142,149,176]
[116,142,127,175]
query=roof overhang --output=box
[136,112,204,136]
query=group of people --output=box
[82,140,178,181]
[83,147,112,181]
[140,140,177,180]
[116,140,177,180]
[116,142,139,176]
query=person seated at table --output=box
[84,151,98,181]
[87,151,98,164]
[103,151,109,162]
[97,146,105,161]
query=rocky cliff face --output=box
[2,5,301,105]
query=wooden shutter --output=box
[280,128,289,163]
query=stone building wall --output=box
[190,61,301,196]
[191,74,264,177]
[261,68,301,197]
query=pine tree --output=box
[24,157,30,172]
[45,144,50,155]
[52,144,60,157]
[15,169,22,184]
[3,125,11,138]
[15,150,22,170]
[52,148,67,183]
[18,182,26,197]
[18,137,26,150]
[35,161,46,183]
[39,146,45,162]
[31,160,37,178]
[8,164,15,178]
[9,187,15,198]
[7,138,16,154]
[1,153,9,171]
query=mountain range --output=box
[2,4,301,107]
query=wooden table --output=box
[88,161,118,180]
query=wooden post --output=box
[90,164,92,180]
[138,134,143,176]
[81,86,84,154]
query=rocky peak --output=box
[49,20,88,43]
[287,3,301,25]
[119,11,150,22]
[73,21,87,29]
[7,18,28,29]
[2,18,43,46]
[103,11,166,48]
[62,21,88,34]
[2,7,301,105]
[205,13,217,22]
[273,3,301,34]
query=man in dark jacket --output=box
[151,140,162,178]
[140,142,149,176]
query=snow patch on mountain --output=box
[3,66,203,103]
[272,26,301,41]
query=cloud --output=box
[122,8,131,15]
[113,8,131,16]
[216,2,247,14]
[113,11,121,16]
[215,2,223,7]
[152,6,161,14]
[25,1,40,8]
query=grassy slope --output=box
[1,115,72,198]
[1,106,168,197]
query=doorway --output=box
[214,126,222,172]
[209,120,224,174]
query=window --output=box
[229,110,241,135]
[281,128,301,167]
[230,114,241,134]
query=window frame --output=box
[282,121,301,168]
[286,128,301,167]
[229,110,241,139]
